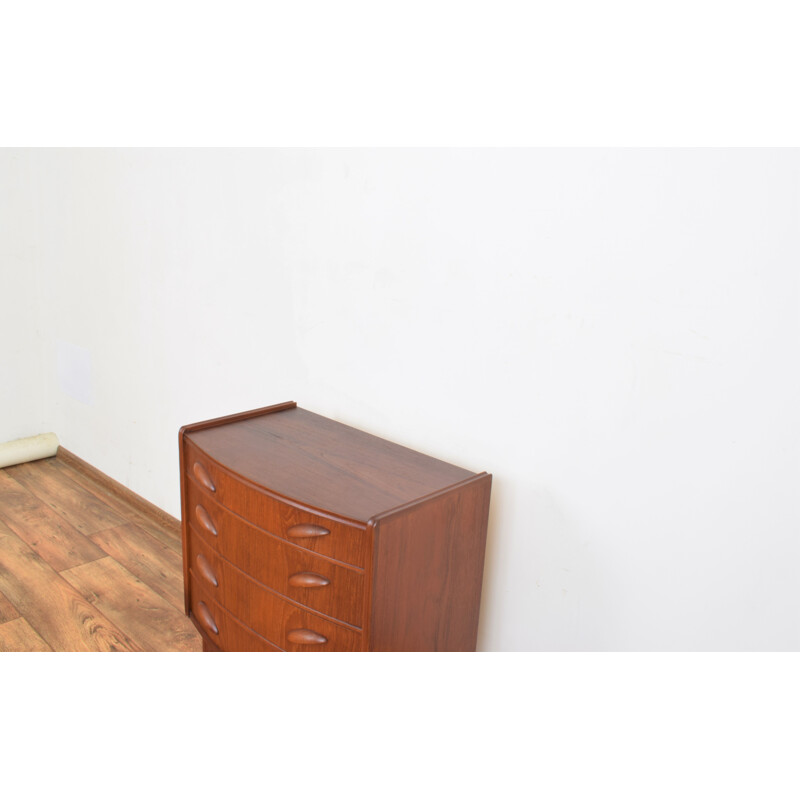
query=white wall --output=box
[2,148,798,650]
[0,152,46,442]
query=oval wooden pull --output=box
[196,601,219,635]
[286,628,328,645]
[288,572,330,589]
[286,523,330,539]
[196,553,219,587]
[195,505,218,536]
[193,461,216,492]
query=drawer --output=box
[188,536,363,652]
[190,579,282,652]
[185,493,366,626]
[183,438,368,567]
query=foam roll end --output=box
[0,433,60,469]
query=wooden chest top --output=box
[184,403,476,523]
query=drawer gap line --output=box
[184,443,369,529]
[189,524,364,634]
[186,475,366,573]
[189,582,286,652]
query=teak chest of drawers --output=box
[179,402,492,651]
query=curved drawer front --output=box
[185,496,365,627]
[188,535,362,652]
[184,439,368,567]
[190,579,282,652]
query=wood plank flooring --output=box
[0,454,201,652]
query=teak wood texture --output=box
[180,402,492,652]
[0,453,201,652]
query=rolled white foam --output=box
[0,433,60,469]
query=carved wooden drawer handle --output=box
[288,572,330,589]
[196,553,219,587]
[195,505,218,536]
[286,523,330,539]
[196,601,219,635]
[193,461,216,492]
[286,628,328,645]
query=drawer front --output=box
[190,579,282,652]
[189,535,363,652]
[186,484,366,626]
[183,439,368,567]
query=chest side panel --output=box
[369,473,492,652]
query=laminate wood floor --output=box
[0,455,201,652]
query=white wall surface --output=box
[0,152,45,443]
[2,148,798,650]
